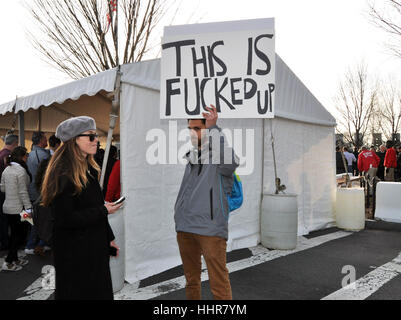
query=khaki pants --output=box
[385,167,395,182]
[177,232,232,300]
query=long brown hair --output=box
[41,138,100,207]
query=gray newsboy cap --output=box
[55,116,96,142]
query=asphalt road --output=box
[1,220,401,300]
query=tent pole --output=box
[268,119,278,192]
[38,108,42,132]
[261,118,266,202]
[100,66,122,190]
[268,118,286,194]
[18,111,25,148]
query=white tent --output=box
[0,55,337,287]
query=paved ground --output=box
[1,220,401,300]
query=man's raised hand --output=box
[202,104,218,129]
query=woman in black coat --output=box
[41,116,122,300]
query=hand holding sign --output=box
[202,105,218,128]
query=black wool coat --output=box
[52,167,115,300]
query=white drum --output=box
[335,188,365,231]
[261,193,298,250]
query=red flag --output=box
[106,0,117,28]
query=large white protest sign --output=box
[160,18,275,119]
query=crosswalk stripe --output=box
[17,276,54,300]
[17,264,55,300]
[321,252,401,300]
[114,230,352,300]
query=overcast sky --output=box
[1,0,400,117]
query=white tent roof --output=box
[0,100,15,116]
[0,56,336,127]
[0,67,117,116]
[120,56,336,126]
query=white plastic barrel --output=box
[335,188,365,231]
[108,209,125,293]
[261,193,298,250]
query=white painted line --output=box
[114,231,352,300]
[322,252,401,300]
[17,265,55,300]
[17,278,54,300]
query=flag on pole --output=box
[106,0,117,29]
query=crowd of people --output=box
[0,127,121,275]
[336,140,401,182]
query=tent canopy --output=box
[0,54,335,132]
[116,57,337,282]
[0,68,119,144]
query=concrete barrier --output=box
[336,188,365,231]
[375,182,401,224]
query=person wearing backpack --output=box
[1,147,32,272]
[174,105,239,300]
[40,116,122,300]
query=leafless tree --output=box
[335,62,378,150]
[23,0,180,79]
[375,78,401,141]
[368,0,401,59]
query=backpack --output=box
[31,198,54,245]
[219,172,243,219]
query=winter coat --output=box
[174,125,239,240]
[336,151,346,174]
[358,150,380,172]
[105,160,121,203]
[52,166,115,300]
[384,148,397,168]
[27,145,50,202]
[0,148,11,178]
[1,163,32,215]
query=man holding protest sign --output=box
[163,18,275,300]
[174,105,239,300]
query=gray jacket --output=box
[174,125,240,240]
[27,145,50,201]
[1,163,32,215]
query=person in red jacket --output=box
[384,140,397,182]
[105,160,120,203]
[358,145,380,185]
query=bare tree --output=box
[335,62,378,150]
[368,0,401,59]
[375,78,401,141]
[24,0,179,79]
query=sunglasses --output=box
[77,133,99,142]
